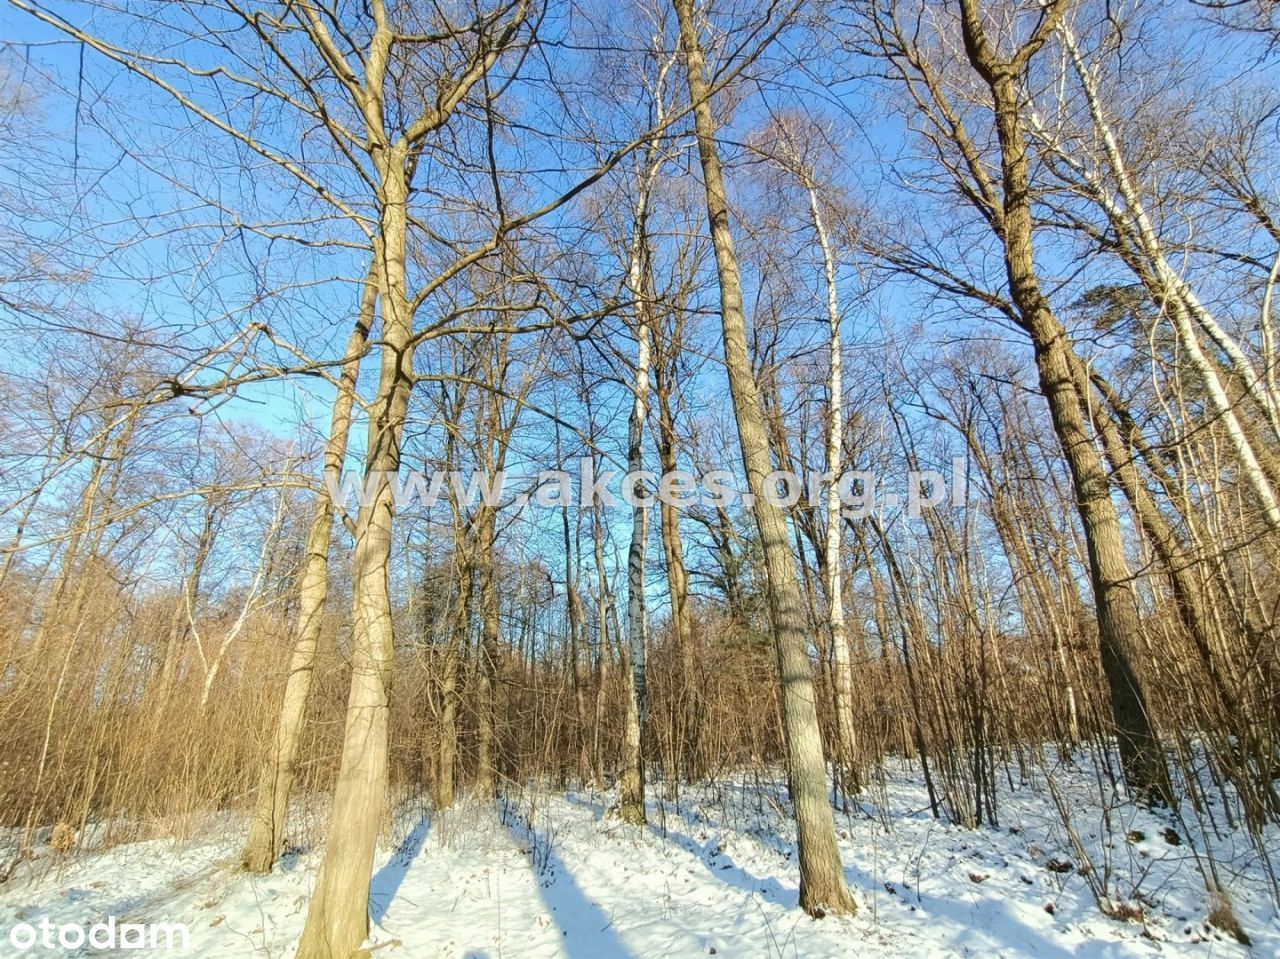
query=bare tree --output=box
[671,0,856,916]
[242,262,375,872]
[850,0,1169,801]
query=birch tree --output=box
[1036,17,1280,531]
[759,115,862,795]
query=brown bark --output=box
[437,555,471,810]
[653,326,699,780]
[956,0,1168,802]
[475,505,500,799]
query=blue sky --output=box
[4,0,1275,629]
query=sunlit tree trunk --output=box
[1054,21,1280,531]
[799,159,860,796]
[672,0,855,915]
[619,184,654,824]
[956,0,1168,802]
[296,139,414,959]
[242,268,373,873]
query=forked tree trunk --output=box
[295,143,414,959]
[160,499,216,694]
[242,272,372,872]
[672,0,855,916]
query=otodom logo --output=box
[7,916,190,951]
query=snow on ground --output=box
[2,757,1277,957]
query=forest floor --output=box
[2,756,1277,957]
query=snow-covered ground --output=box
[2,758,1276,957]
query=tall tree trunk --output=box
[797,160,859,796]
[242,265,373,874]
[437,553,472,810]
[475,506,500,799]
[295,142,414,959]
[472,336,522,799]
[435,377,473,810]
[619,204,653,824]
[590,462,613,788]
[653,324,698,780]
[558,429,593,786]
[672,0,855,915]
[956,0,1168,802]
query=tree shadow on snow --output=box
[502,806,634,959]
[840,840,1086,959]
[651,816,794,905]
[368,811,431,925]
[562,791,794,906]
